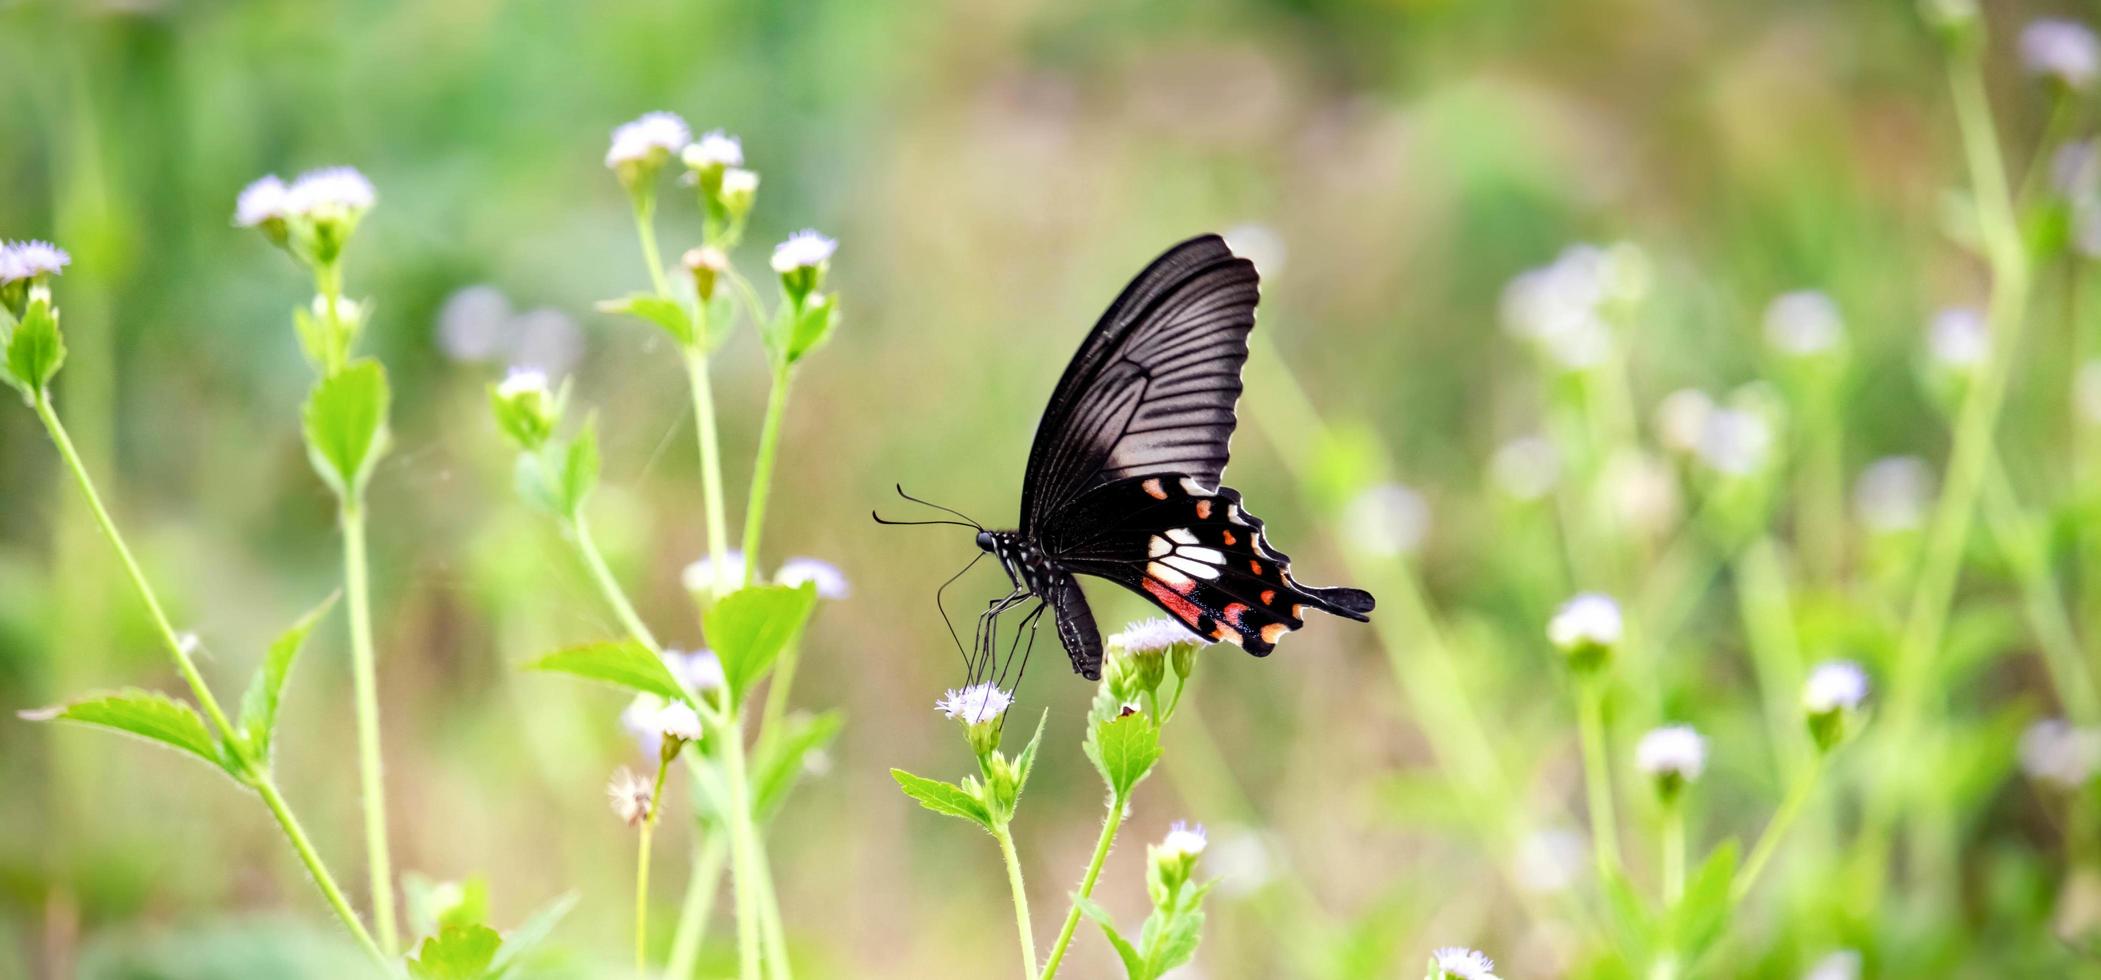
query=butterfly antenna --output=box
[933,551,986,672]
[894,484,984,530]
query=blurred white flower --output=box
[1489,434,1560,501]
[771,229,838,273]
[1514,826,1587,894]
[936,682,1014,723]
[621,693,702,757]
[1802,660,1869,713]
[775,556,850,599]
[437,285,511,362]
[1109,617,1203,654]
[1654,388,1716,456]
[234,175,291,227]
[1803,950,1862,980]
[1927,307,1988,371]
[682,550,749,596]
[1548,593,1623,652]
[0,240,70,283]
[1764,290,1844,356]
[656,701,702,742]
[1431,946,1500,980]
[668,648,726,695]
[1853,456,1933,534]
[2022,19,2101,89]
[2077,362,2101,426]
[285,166,377,217]
[1500,243,1644,372]
[1206,826,1279,897]
[1695,407,1773,477]
[2021,718,2101,789]
[681,129,744,170]
[1223,223,1288,276]
[606,766,653,827]
[496,367,549,400]
[719,167,760,199]
[1158,821,1208,860]
[1341,482,1430,557]
[1606,450,1682,536]
[509,308,584,377]
[605,111,692,168]
[1636,725,1707,782]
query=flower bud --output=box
[771,229,836,304]
[681,130,743,187]
[683,246,729,303]
[982,750,1020,819]
[1147,821,1207,904]
[1547,593,1621,674]
[489,368,560,450]
[235,176,293,248]
[1635,725,1706,803]
[718,167,759,224]
[1803,660,1869,752]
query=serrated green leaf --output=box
[1075,896,1145,979]
[527,640,688,703]
[6,299,64,394]
[489,891,578,977]
[558,419,599,516]
[408,923,502,979]
[1143,907,1205,978]
[890,768,992,828]
[754,709,845,818]
[704,583,819,704]
[302,358,391,499]
[1085,710,1162,799]
[598,293,695,346]
[237,592,338,766]
[22,689,228,773]
[1013,708,1049,796]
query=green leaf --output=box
[1013,708,1049,796]
[889,768,992,828]
[302,358,391,499]
[408,923,502,980]
[558,419,599,516]
[404,873,491,939]
[754,709,845,818]
[237,592,338,765]
[1075,896,1145,979]
[489,891,578,977]
[784,293,838,364]
[1597,868,1653,967]
[1142,907,1205,978]
[527,640,688,703]
[598,293,695,346]
[5,298,65,395]
[21,689,229,773]
[1084,710,1162,799]
[1671,839,1740,957]
[703,583,819,704]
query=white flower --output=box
[1548,593,1622,652]
[606,767,653,827]
[2020,718,2101,789]
[1606,450,1681,537]
[1109,617,1203,654]
[1206,826,1279,897]
[681,550,748,596]
[775,556,850,599]
[2077,361,2101,426]
[1853,456,1932,534]
[719,167,760,198]
[1431,946,1500,980]
[1928,307,1988,371]
[436,285,511,362]
[235,175,292,227]
[1695,407,1773,477]
[656,701,702,742]
[1654,389,1716,456]
[1514,827,1586,894]
[668,648,726,694]
[1635,725,1707,781]
[1222,223,1287,275]
[1802,660,1869,714]
[605,111,692,168]
[1499,243,1646,372]
[285,166,377,217]
[680,129,744,170]
[0,240,70,283]
[1158,821,1208,860]
[509,308,584,377]
[935,682,1014,723]
[621,693,703,757]
[1489,434,1559,501]
[2022,19,2101,89]
[496,367,550,400]
[1341,482,1430,557]
[1803,950,1862,980]
[770,229,837,273]
[1764,290,1843,356]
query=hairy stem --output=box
[993,822,1039,979]
[637,750,674,976]
[1039,791,1126,980]
[339,503,398,955]
[572,511,662,653]
[714,707,765,980]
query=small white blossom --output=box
[668,648,726,694]
[235,175,292,227]
[621,694,703,757]
[496,367,550,400]
[1206,826,1279,897]
[1803,660,1869,714]
[436,285,510,362]
[1764,290,1843,356]
[1654,389,1716,456]
[1499,243,1646,372]
[1803,950,1862,980]
[936,682,1014,724]
[1928,307,1988,371]
[656,701,702,742]
[770,229,837,273]
[719,167,760,198]
[605,111,691,168]
[2022,19,2101,89]
[1854,456,1933,534]
[1636,725,1707,782]
[1431,946,1500,980]
[606,767,653,827]
[1109,617,1203,654]
[1695,407,1773,477]
[285,166,376,217]
[775,556,850,599]
[2021,718,2101,789]
[681,550,749,596]
[1606,451,1682,537]
[0,240,70,283]
[680,129,744,170]
[510,308,584,377]
[1158,821,1208,860]
[1547,593,1623,652]
[1489,434,1559,501]
[1341,482,1430,557]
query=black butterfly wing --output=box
[1045,474,1374,655]
[1019,234,1259,536]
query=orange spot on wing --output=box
[1260,589,1277,605]
[1142,478,1167,500]
[1222,530,1237,546]
[1260,622,1289,644]
[1196,499,1212,519]
[1143,576,1206,628]
[1249,560,1263,574]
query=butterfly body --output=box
[957,233,1375,683]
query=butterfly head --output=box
[975,529,997,554]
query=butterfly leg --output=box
[993,600,1046,698]
[969,589,1029,689]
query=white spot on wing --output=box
[1167,528,1199,545]
[1177,546,1226,565]
[1163,555,1222,580]
[1149,561,1194,588]
[1148,535,1171,558]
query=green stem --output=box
[682,347,735,593]
[760,639,801,745]
[572,511,662,653]
[1735,756,1823,902]
[1576,676,1621,875]
[666,838,728,979]
[632,193,672,298]
[1662,803,1686,907]
[714,706,765,980]
[740,366,793,584]
[993,821,1039,979]
[1039,792,1127,980]
[753,839,791,980]
[339,502,398,955]
[33,393,388,969]
[1982,458,2101,722]
[637,750,674,976]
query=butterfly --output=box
[882,234,1375,683]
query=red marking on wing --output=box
[1223,602,1249,626]
[1260,589,1276,605]
[1144,576,1207,629]
[1222,530,1237,546]
[1196,499,1213,519]
[1142,478,1168,500]
[1249,559,1263,574]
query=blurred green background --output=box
[2,0,2096,976]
